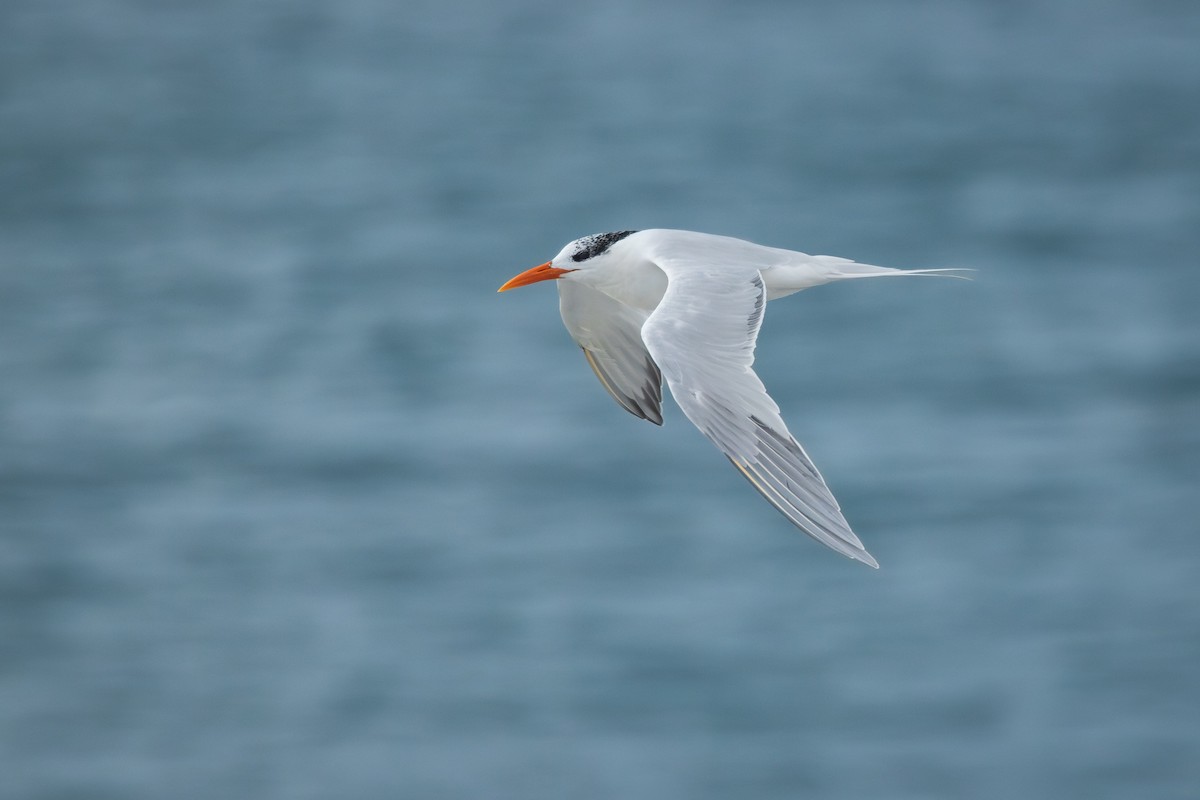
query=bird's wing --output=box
[639,255,877,567]
[558,281,663,425]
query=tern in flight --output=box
[500,229,964,568]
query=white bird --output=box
[499,229,964,568]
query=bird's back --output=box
[637,229,957,300]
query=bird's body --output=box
[500,229,964,568]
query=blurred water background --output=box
[2,1,1198,798]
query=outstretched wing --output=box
[558,281,663,425]
[639,254,877,568]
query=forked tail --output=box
[766,255,972,299]
[818,257,973,282]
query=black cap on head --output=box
[570,231,638,263]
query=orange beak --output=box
[497,262,574,292]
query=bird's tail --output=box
[767,256,971,299]
[815,256,973,282]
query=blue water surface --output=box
[2,1,1198,798]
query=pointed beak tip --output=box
[497,262,569,293]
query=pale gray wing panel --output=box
[640,263,877,567]
[558,282,663,425]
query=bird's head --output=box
[498,230,638,292]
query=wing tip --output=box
[581,346,664,425]
[729,456,880,568]
[854,550,881,569]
